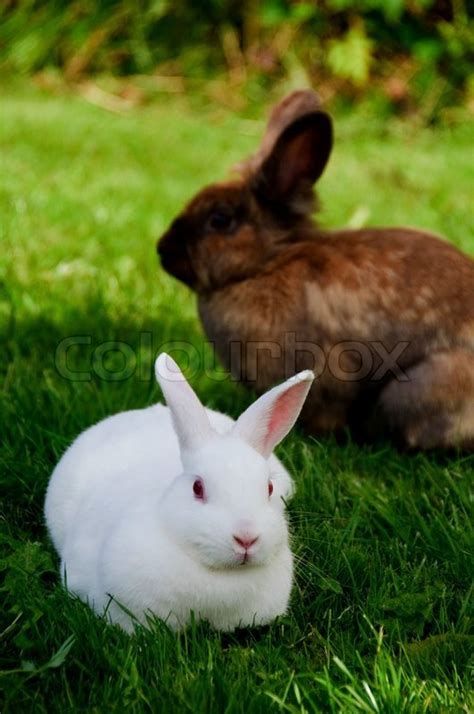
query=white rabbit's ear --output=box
[155,353,213,452]
[233,370,314,458]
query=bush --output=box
[1,0,473,116]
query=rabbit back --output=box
[45,404,179,555]
[198,227,474,387]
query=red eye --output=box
[268,481,274,497]
[193,478,205,500]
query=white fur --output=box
[45,355,314,632]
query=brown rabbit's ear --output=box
[235,90,323,177]
[254,111,332,214]
[259,90,323,161]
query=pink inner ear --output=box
[276,133,311,196]
[264,382,307,452]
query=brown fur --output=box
[158,90,474,450]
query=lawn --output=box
[1,82,473,712]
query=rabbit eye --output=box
[268,481,274,497]
[207,210,235,233]
[193,478,205,501]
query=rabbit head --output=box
[155,353,314,570]
[158,90,332,294]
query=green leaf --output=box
[45,635,76,669]
[327,23,373,87]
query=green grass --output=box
[1,82,473,713]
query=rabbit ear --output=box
[255,111,332,213]
[155,353,213,452]
[233,370,314,458]
[235,90,323,178]
[260,90,323,160]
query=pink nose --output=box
[233,535,259,550]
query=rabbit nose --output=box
[233,534,259,550]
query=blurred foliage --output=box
[0,0,473,118]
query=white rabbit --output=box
[45,353,314,632]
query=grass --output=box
[1,81,473,712]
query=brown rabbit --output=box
[158,90,474,450]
